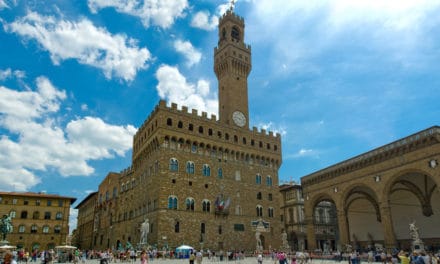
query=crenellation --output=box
[181,105,188,113]
[171,102,178,110]
[202,111,207,118]
[192,109,198,115]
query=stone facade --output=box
[78,8,283,252]
[301,126,440,251]
[0,192,76,251]
[280,184,337,252]
[74,191,97,249]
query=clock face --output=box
[232,111,246,127]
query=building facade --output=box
[280,183,337,252]
[74,191,97,250]
[77,8,283,252]
[0,192,76,251]
[301,126,440,251]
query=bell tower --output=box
[214,8,252,128]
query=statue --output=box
[256,230,262,251]
[140,219,149,244]
[409,221,420,240]
[281,230,289,249]
[0,214,13,241]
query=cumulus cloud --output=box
[173,39,202,67]
[0,0,9,9]
[155,64,217,116]
[191,11,218,31]
[4,12,151,81]
[69,208,78,234]
[0,75,136,191]
[259,121,287,136]
[88,0,188,29]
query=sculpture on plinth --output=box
[409,221,424,252]
[281,230,289,250]
[139,218,149,248]
[0,214,13,243]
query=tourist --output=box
[257,253,263,264]
[195,251,203,264]
[3,251,17,264]
[140,250,148,264]
[189,251,195,264]
[398,251,410,264]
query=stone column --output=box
[337,209,350,246]
[380,203,397,250]
[305,215,316,250]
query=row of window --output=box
[0,197,64,207]
[167,196,274,217]
[9,210,63,220]
[170,158,273,185]
[16,224,62,234]
[165,118,279,151]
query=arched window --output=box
[199,126,203,134]
[186,161,195,174]
[185,198,195,211]
[266,175,273,186]
[202,200,211,212]
[257,192,262,200]
[202,164,211,176]
[42,226,49,233]
[268,207,274,218]
[217,168,223,179]
[201,223,206,234]
[178,121,183,128]
[54,225,61,234]
[9,210,16,218]
[255,174,262,184]
[31,225,38,233]
[175,221,180,233]
[32,211,40,219]
[21,211,27,219]
[168,196,178,210]
[169,158,179,171]
[167,118,172,126]
[256,205,263,217]
[55,212,63,220]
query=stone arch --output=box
[343,184,381,222]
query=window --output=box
[257,192,262,200]
[175,221,180,233]
[218,225,222,235]
[9,210,16,218]
[185,198,195,211]
[24,200,29,205]
[168,196,178,210]
[21,211,28,219]
[169,158,179,171]
[56,212,63,220]
[191,144,197,153]
[201,223,205,234]
[42,226,49,233]
[217,168,223,179]
[268,207,274,218]
[186,161,195,174]
[47,200,52,206]
[32,211,40,220]
[255,174,262,184]
[268,193,273,201]
[266,176,273,186]
[105,191,109,201]
[234,224,245,231]
[113,187,118,198]
[54,226,61,234]
[235,205,242,216]
[36,200,41,206]
[189,124,193,131]
[44,212,51,220]
[167,118,172,126]
[31,225,38,233]
[18,225,25,233]
[58,200,63,207]
[178,121,183,128]
[12,199,17,205]
[199,126,203,134]
[202,200,211,212]
[256,205,263,217]
[202,164,211,176]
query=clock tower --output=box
[214,8,251,128]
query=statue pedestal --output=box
[0,240,10,246]
[412,239,425,253]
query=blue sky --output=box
[1,0,440,230]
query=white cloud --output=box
[81,104,88,111]
[259,121,287,136]
[0,0,8,9]
[173,39,202,67]
[285,148,316,159]
[0,68,25,80]
[4,12,151,81]
[155,64,217,116]
[69,208,78,234]
[0,75,136,192]
[191,11,218,31]
[88,0,188,29]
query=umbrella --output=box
[176,245,193,250]
[0,245,16,250]
[55,245,77,250]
